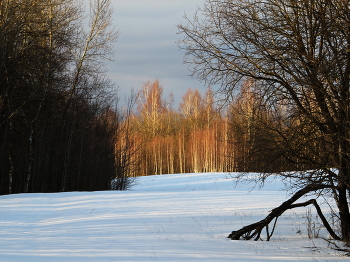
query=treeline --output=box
[124,80,234,176]
[0,0,130,195]
[121,79,322,177]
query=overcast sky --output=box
[106,0,216,106]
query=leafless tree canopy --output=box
[178,0,350,244]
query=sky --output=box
[106,0,217,107]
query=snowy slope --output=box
[0,173,347,261]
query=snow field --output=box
[0,172,347,261]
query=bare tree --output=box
[178,0,350,243]
[135,80,167,137]
[62,0,118,118]
[113,94,139,189]
[60,0,118,191]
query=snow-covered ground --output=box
[0,173,347,261]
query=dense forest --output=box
[0,0,127,195]
[119,79,322,177]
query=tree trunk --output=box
[337,135,350,243]
[8,154,13,194]
[337,182,350,244]
[25,129,34,193]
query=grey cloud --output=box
[107,0,217,106]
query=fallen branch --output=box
[228,184,340,241]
